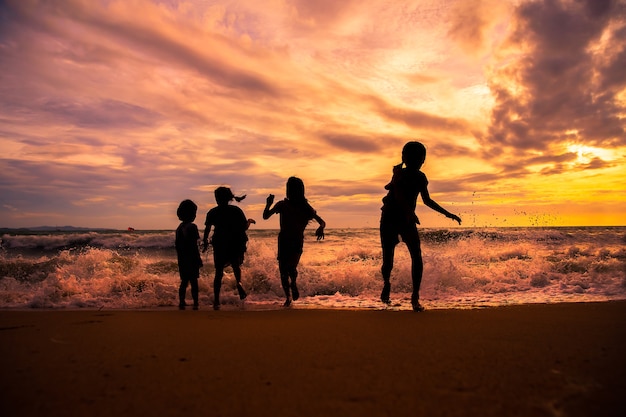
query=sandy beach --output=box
[1,301,625,417]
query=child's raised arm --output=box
[262,194,276,220]
[421,187,462,225]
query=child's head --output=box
[214,187,235,206]
[214,186,246,206]
[286,176,306,203]
[177,199,197,222]
[402,141,426,169]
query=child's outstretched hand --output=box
[449,214,462,225]
[315,226,325,241]
[247,219,256,228]
[266,194,275,205]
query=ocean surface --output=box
[1,227,625,310]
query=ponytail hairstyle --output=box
[214,186,246,206]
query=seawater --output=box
[1,227,625,310]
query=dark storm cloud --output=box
[487,0,626,153]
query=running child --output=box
[203,187,255,310]
[263,177,326,307]
[380,141,461,311]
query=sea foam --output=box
[1,227,625,310]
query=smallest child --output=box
[175,199,203,310]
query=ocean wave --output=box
[1,227,625,309]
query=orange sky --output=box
[1,0,624,230]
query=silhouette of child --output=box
[175,199,203,310]
[263,177,326,307]
[203,187,255,310]
[380,141,461,311]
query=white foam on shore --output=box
[1,227,625,309]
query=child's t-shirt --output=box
[204,205,248,248]
[273,199,316,240]
[382,168,428,223]
[175,221,202,270]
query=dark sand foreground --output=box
[1,302,625,417]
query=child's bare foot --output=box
[381,282,391,304]
[412,302,425,312]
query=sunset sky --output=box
[1,0,624,230]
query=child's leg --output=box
[289,266,299,301]
[381,243,395,282]
[402,229,423,307]
[380,237,397,304]
[380,244,395,303]
[380,221,399,303]
[278,262,291,301]
[179,274,189,308]
[285,249,302,301]
[190,274,199,308]
[232,264,247,300]
[213,267,224,308]
[408,245,423,302]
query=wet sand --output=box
[1,301,625,417]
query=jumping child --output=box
[263,177,326,307]
[175,199,203,310]
[380,141,461,311]
[203,187,255,310]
